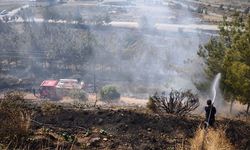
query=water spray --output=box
[206,73,221,127]
[212,73,221,104]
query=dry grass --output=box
[190,127,234,150]
[146,97,158,113]
[41,101,63,115]
[0,91,33,140]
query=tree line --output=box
[0,21,95,79]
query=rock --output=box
[84,130,92,137]
[86,142,91,147]
[88,137,101,146]
[98,118,104,124]
[103,137,108,141]
[100,129,107,135]
[109,134,113,138]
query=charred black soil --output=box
[1,103,249,150]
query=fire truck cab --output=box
[40,80,60,100]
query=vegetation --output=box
[0,91,249,149]
[69,89,88,101]
[147,96,158,113]
[190,127,234,150]
[0,18,156,88]
[0,20,95,81]
[147,89,199,116]
[198,14,250,113]
[40,101,63,115]
[1,1,250,149]
[0,91,32,141]
[99,85,120,101]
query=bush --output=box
[41,101,63,115]
[3,90,25,101]
[99,85,120,101]
[147,89,199,116]
[69,89,88,101]
[194,81,210,93]
[0,91,32,139]
[147,97,158,113]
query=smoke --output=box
[0,0,214,98]
[89,0,209,97]
[2,0,244,116]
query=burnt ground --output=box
[32,108,200,149]
[14,105,250,149]
[1,104,250,150]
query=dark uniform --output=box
[205,99,216,128]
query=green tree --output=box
[223,16,250,112]
[99,85,120,101]
[197,38,225,78]
[198,14,250,113]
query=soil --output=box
[1,92,249,149]
[31,108,199,149]
[2,101,248,150]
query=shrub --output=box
[41,101,63,115]
[69,89,88,101]
[3,90,25,102]
[0,91,32,139]
[147,89,199,116]
[147,97,158,113]
[99,85,120,101]
[194,81,210,93]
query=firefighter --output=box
[204,99,216,128]
[32,88,36,97]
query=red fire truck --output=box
[39,79,84,100]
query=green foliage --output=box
[69,89,88,101]
[99,85,120,101]
[197,6,207,14]
[194,81,211,93]
[198,14,250,110]
[197,38,225,78]
[61,132,75,143]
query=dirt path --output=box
[16,92,148,107]
[61,94,148,107]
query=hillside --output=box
[1,101,249,149]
